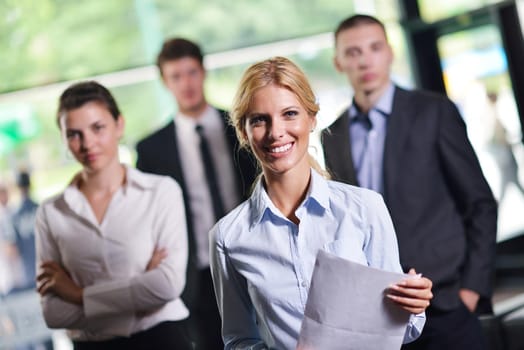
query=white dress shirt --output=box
[175,105,241,269]
[35,166,189,341]
[349,82,394,194]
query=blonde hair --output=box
[230,57,318,146]
[230,56,330,177]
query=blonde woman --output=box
[210,57,433,349]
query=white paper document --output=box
[297,250,411,350]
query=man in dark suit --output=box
[322,15,497,350]
[136,38,257,350]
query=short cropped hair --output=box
[334,14,387,43]
[156,38,204,75]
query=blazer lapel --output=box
[163,121,188,191]
[323,110,358,185]
[219,109,244,191]
[219,109,238,157]
[383,86,412,201]
[220,109,257,198]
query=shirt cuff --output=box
[403,312,426,344]
[83,280,135,336]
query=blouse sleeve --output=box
[35,204,88,329]
[362,191,403,272]
[209,223,267,350]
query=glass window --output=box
[1,0,359,93]
[0,5,420,191]
[437,25,524,242]
[418,0,504,22]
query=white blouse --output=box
[35,166,189,341]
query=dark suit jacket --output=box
[322,86,497,311]
[135,108,257,309]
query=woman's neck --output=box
[263,163,311,224]
[78,161,125,196]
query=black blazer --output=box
[322,86,498,311]
[135,108,257,309]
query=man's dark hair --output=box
[56,81,121,126]
[334,14,387,42]
[156,38,204,75]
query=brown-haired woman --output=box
[36,81,192,349]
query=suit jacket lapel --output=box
[219,109,237,157]
[218,109,243,191]
[383,86,411,202]
[164,120,188,191]
[323,110,358,184]
[220,109,258,198]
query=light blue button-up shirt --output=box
[210,170,425,350]
[350,82,395,194]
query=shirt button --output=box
[301,281,307,288]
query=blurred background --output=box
[1,0,523,349]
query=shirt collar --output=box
[350,81,395,118]
[308,169,330,210]
[248,169,330,229]
[123,165,156,191]
[63,165,155,212]
[175,104,219,131]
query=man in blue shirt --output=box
[322,14,497,350]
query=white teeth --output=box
[270,143,292,153]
